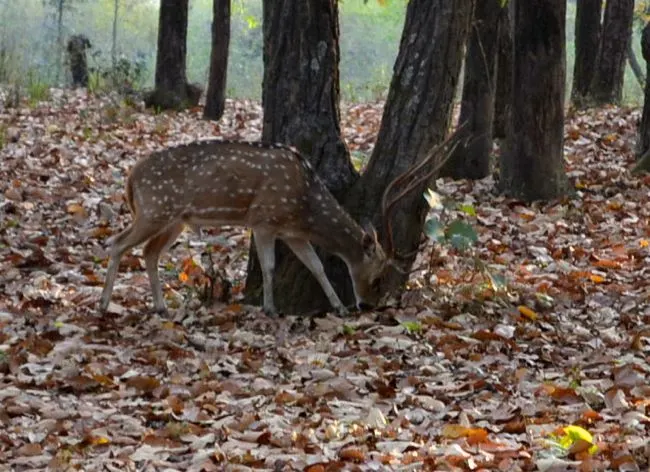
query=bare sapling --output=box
[100,133,463,316]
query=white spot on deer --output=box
[344,228,351,235]
[280,197,287,203]
[308,216,315,223]
[331,218,338,224]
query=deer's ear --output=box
[360,218,378,254]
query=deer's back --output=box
[128,140,320,234]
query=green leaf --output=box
[401,321,422,334]
[342,324,356,335]
[458,204,476,217]
[423,217,445,242]
[245,15,259,29]
[446,220,478,251]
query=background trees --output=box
[203,0,230,120]
[501,0,569,201]
[572,0,635,107]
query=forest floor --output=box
[0,90,649,471]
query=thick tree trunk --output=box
[204,0,230,121]
[244,0,356,315]
[145,0,202,110]
[589,0,634,105]
[493,5,512,139]
[637,23,650,163]
[571,0,602,107]
[500,0,569,201]
[347,0,474,296]
[441,0,501,180]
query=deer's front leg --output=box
[282,238,349,316]
[253,229,278,316]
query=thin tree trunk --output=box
[244,0,355,315]
[500,0,569,201]
[112,0,119,70]
[56,0,64,84]
[636,23,650,161]
[589,0,634,105]
[204,0,231,121]
[571,0,602,107]
[440,0,501,180]
[493,5,512,139]
[628,39,645,89]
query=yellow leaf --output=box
[179,271,189,283]
[640,240,649,248]
[556,425,598,455]
[518,305,537,321]
[589,274,605,283]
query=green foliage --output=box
[423,194,478,253]
[26,70,50,105]
[401,321,423,335]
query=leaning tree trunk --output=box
[347,0,474,295]
[628,40,645,89]
[493,5,512,139]
[145,0,201,110]
[243,0,356,315]
[441,0,501,180]
[589,0,634,105]
[635,23,650,169]
[204,0,230,120]
[500,0,569,201]
[571,0,602,107]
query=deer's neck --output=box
[306,189,365,267]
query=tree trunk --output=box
[56,0,64,84]
[243,0,356,315]
[571,0,602,107]
[440,0,501,180]
[500,0,569,201]
[493,5,512,139]
[628,40,645,89]
[112,0,118,70]
[145,0,202,110]
[589,0,634,105]
[347,0,474,296]
[637,23,650,161]
[204,0,231,121]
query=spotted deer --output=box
[99,134,462,316]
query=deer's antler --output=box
[380,123,470,269]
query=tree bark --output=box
[112,0,118,69]
[440,0,501,180]
[500,0,569,201]
[145,0,202,110]
[637,23,650,161]
[628,40,645,89]
[589,0,634,105]
[243,0,356,315]
[347,0,474,296]
[204,0,230,121]
[493,5,512,139]
[571,0,602,107]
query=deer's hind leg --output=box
[143,223,184,312]
[99,219,173,312]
